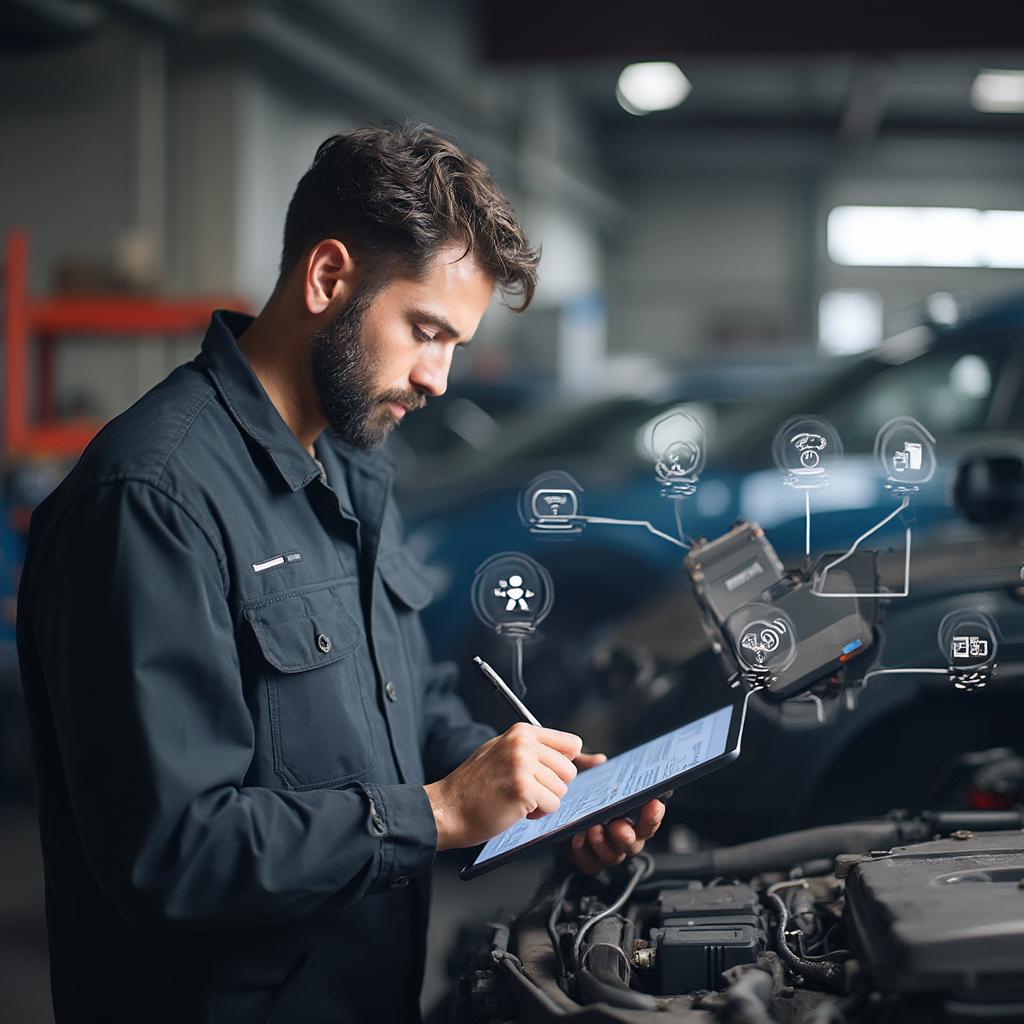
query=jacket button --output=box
[316,633,332,654]
[385,681,397,702]
[390,876,409,889]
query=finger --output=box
[569,832,606,876]
[574,752,607,771]
[536,744,578,785]
[528,779,561,817]
[606,818,644,855]
[532,727,584,761]
[532,762,569,800]
[586,824,627,868]
[635,800,665,841]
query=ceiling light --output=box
[616,62,691,115]
[970,69,1024,112]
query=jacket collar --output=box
[197,310,395,492]
[197,309,322,492]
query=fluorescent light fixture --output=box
[616,62,691,115]
[971,69,1024,112]
[818,289,883,356]
[828,206,1024,268]
[981,210,1024,267]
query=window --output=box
[828,206,1024,268]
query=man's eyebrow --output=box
[408,307,469,344]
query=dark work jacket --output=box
[17,310,496,1023]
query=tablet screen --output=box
[470,704,734,869]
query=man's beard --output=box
[310,289,424,450]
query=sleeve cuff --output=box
[356,781,438,892]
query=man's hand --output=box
[562,752,665,875]
[424,723,582,851]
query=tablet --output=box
[459,701,745,880]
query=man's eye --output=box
[413,325,435,342]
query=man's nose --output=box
[409,347,452,398]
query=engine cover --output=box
[844,830,1024,996]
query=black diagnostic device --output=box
[685,521,874,699]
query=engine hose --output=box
[649,812,1024,881]
[576,916,658,1011]
[647,820,930,880]
[766,890,846,994]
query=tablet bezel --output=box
[458,697,748,881]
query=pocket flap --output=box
[245,586,362,673]
[378,547,436,611]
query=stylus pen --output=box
[473,656,543,727]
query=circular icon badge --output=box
[519,470,585,536]
[471,552,554,638]
[937,608,998,690]
[772,416,843,490]
[642,407,706,498]
[726,602,798,679]
[875,416,936,493]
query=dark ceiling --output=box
[480,1,1024,63]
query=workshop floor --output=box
[0,802,548,1023]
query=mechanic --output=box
[17,123,665,1024]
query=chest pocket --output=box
[245,582,375,790]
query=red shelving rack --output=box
[3,229,247,458]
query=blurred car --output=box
[401,293,1024,726]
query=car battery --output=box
[649,884,767,993]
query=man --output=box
[17,123,664,1023]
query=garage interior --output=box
[3,2,1024,1021]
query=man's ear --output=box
[303,239,356,315]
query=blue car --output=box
[401,294,1024,724]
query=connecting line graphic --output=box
[812,497,912,598]
[861,667,949,687]
[804,491,811,558]
[576,515,690,550]
[510,635,526,696]
[673,500,691,547]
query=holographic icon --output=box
[726,603,798,684]
[892,442,923,474]
[519,471,585,536]
[643,407,706,498]
[875,417,936,494]
[938,609,998,691]
[533,489,579,530]
[790,433,828,476]
[472,552,554,640]
[772,416,843,491]
[951,635,988,661]
[740,624,783,665]
[494,574,534,612]
[655,438,702,496]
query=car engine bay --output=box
[450,809,1024,1023]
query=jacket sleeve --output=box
[29,478,436,936]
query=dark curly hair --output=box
[281,122,540,311]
